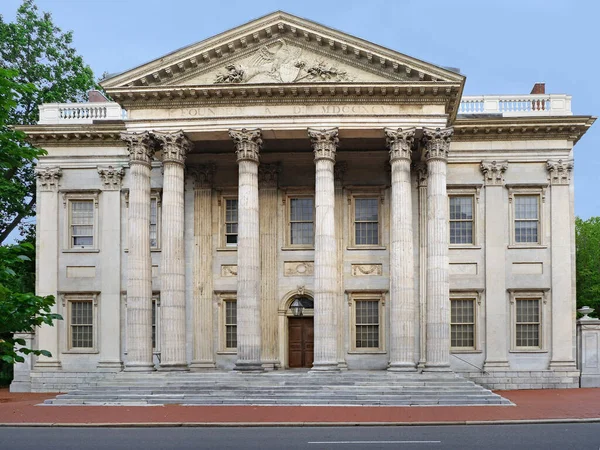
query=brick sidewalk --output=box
[1,388,599,425]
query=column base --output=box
[96,360,123,371]
[338,360,348,371]
[158,363,189,372]
[310,361,340,372]
[234,360,264,372]
[388,362,417,372]
[33,360,61,370]
[483,360,510,371]
[261,360,279,371]
[422,362,452,372]
[549,360,578,371]
[189,361,216,371]
[124,362,156,372]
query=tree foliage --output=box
[0,242,61,364]
[576,217,600,316]
[0,0,99,243]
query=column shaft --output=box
[309,128,340,372]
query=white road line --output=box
[307,441,441,445]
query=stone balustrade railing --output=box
[38,102,126,124]
[459,94,572,117]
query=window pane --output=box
[449,196,474,245]
[515,220,539,243]
[225,301,237,349]
[516,299,540,347]
[449,196,473,220]
[71,200,94,248]
[515,196,539,220]
[70,301,93,348]
[355,300,379,348]
[225,199,238,246]
[152,299,157,349]
[291,222,314,245]
[451,299,475,348]
[290,198,314,221]
[355,222,379,245]
[355,198,378,221]
[450,221,473,245]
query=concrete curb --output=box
[1,418,600,427]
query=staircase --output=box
[44,371,512,406]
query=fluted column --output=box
[154,131,191,370]
[229,128,263,371]
[122,131,156,372]
[259,163,280,370]
[415,164,428,368]
[334,162,348,370]
[33,167,62,370]
[385,128,417,371]
[189,164,216,369]
[309,128,340,372]
[423,127,453,371]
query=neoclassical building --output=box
[13,12,595,392]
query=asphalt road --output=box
[1,423,599,450]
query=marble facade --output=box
[12,12,595,392]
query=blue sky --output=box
[2,0,598,218]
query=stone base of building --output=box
[26,371,119,393]
[458,370,580,390]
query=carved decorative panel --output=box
[351,264,383,276]
[284,261,314,277]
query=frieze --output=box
[351,264,383,277]
[284,261,314,277]
[221,265,238,277]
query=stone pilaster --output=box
[481,160,510,371]
[259,163,280,370]
[189,164,216,369]
[122,131,156,372]
[33,167,62,370]
[308,127,340,371]
[334,161,348,369]
[422,127,453,371]
[97,166,125,370]
[385,128,417,371]
[229,128,263,371]
[153,131,191,370]
[547,159,577,370]
[415,163,428,368]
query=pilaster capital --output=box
[35,166,62,192]
[97,165,125,190]
[413,162,428,187]
[308,127,339,162]
[258,163,281,188]
[480,160,508,186]
[229,128,262,163]
[547,159,573,185]
[385,127,416,162]
[422,127,453,162]
[189,163,216,189]
[334,161,348,186]
[121,131,156,166]
[152,130,191,165]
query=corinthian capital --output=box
[258,163,281,188]
[308,127,339,162]
[35,167,62,192]
[121,131,156,165]
[422,127,453,161]
[385,127,416,162]
[480,160,508,186]
[189,163,216,189]
[152,130,191,165]
[229,128,262,163]
[547,159,573,185]
[98,165,125,190]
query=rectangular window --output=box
[354,198,379,246]
[151,296,160,351]
[69,299,93,349]
[289,197,314,246]
[449,196,474,245]
[355,300,380,349]
[451,299,475,349]
[514,195,539,244]
[150,197,158,248]
[515,298,541,348]
[225,300,237,349]
[225,198,238,247]
[70,200,94,248]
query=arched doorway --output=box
[278,288,314,369]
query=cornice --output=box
[101,12,464,91]
[453,116,596,143]
[17,123,127,146]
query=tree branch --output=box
[0,196,35,245]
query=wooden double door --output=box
[288,317,314,368]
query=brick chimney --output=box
[530,82,545,95]
[88,90,109,102]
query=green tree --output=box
[0,0,100,243]
[576,217,600,316]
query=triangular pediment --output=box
[101,11,464,90]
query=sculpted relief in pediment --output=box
[178,39,399,85]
